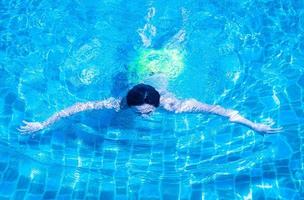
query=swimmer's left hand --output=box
[253,123,283,134]
[18,120,44,134]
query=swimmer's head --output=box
[126,84,160,109]
[134,104,156,115]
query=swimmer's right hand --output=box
[18,120,44,134]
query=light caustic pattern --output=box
[0,0,303,199]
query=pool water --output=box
[0,0,304,199]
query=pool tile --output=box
[14,190,26,200]
[17,176,30,189]
[72,190,85,199]
[0,162,7,172]
[3,167,19,182]
[0,182,15,196]
[100,191,114,200]
[29,183,45,194]
[43,191,57,199]
[59,186,73,195]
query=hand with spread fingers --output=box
[18,120,44,134]
[253,123,283,134]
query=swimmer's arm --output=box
[18,98,120,134]
[160,97,281,134]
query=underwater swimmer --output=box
[18,84,282,134]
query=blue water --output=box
[0,0,304,199]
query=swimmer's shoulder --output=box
[159,90,180,111]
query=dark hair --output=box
[126,84,160,107]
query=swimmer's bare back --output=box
[19,84,282,134]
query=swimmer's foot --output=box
[18,120,44,134]
[253,123,283,134]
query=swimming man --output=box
[18,84,282,134]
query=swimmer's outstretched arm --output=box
[160,97,282,134]
[18,98,121,134]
